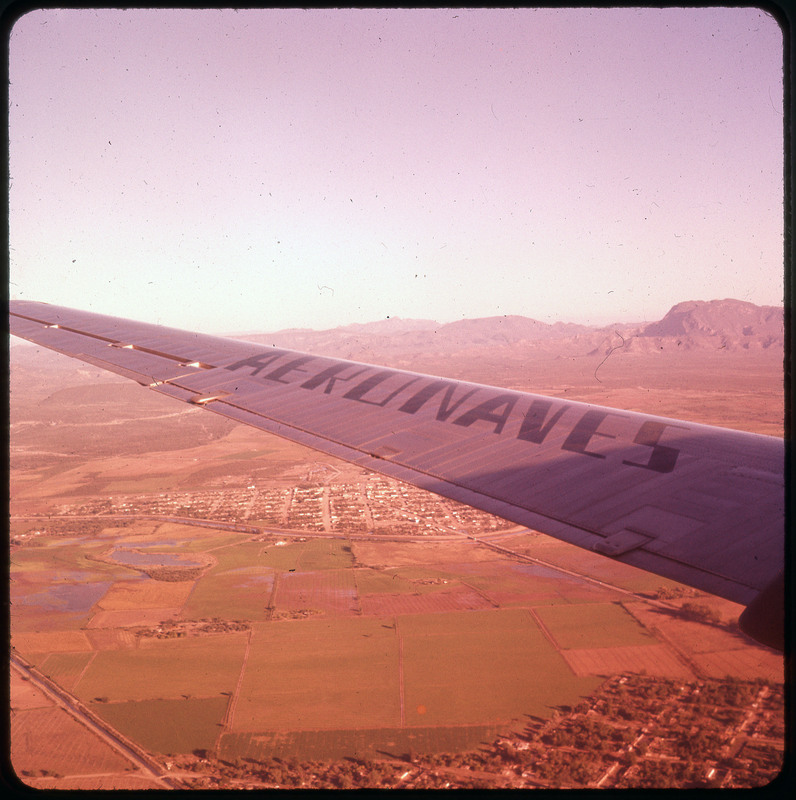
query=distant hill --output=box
[242,299,783,358]
[430,315,592,345]
[337,317,439,335]
[11,300,783,398]
[638,299,785,350]
[638,299,784,350]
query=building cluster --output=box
[287,485,326,531]
[43,476,515,537]
[137,618,250,639]
[493,674,785,789]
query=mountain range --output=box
[241,299,784,359]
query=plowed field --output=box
[275,569,358,615]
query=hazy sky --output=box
[9,7,784,333]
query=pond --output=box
[15,581,113,613]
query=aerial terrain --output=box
[9,298,785,789]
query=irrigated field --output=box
[218,724,503,763]
[398,608,602,726]
[234,617,401,732]
[11,518,783,763]
[90,697,230,754]
[532,603,657,650]
[73,633,249,703]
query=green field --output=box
[12,540,134,579]
[534,602,657,649]
[90,696,230,754]
[399,609,601,725]
[109,522,253,553]
[353,567,421,594]
[255,538,355,572]
[233,617,401,731]
[181,569,275,620]
[40,651,95,690]
[11,549,68,574]
[219,724,504,761]
[72,633,249,702]
[151,532,250,553]
[230,609,602,734]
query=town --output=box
[40,474,515,538]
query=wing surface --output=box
[9,301,784,647]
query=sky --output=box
[8,7,785,333]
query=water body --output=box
[447,560,583,585]
[234,574,274,589]
[16,581,112,613]
[52,569,103,582]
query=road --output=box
[10,653,183,790]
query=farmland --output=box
[9,335,785,788]
[11,517,782,777]
[91,697,230,754]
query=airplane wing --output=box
[9,300,785,649]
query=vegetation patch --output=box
[140,565,206,582]
[11,629,94,656]
[94,578,196,611]
[181,570,275,620]
[219,724,502,762]
[40,651,94,690]
[73,633,248,702]
[89,696,229,754]
[137,618,250,639]
[534,603,656,650]
[400,608,601,726]
[233,617,401,732]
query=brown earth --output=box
[10,668,163,790]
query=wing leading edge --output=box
[9,301,785,649]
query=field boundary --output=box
[221,628,254,743]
